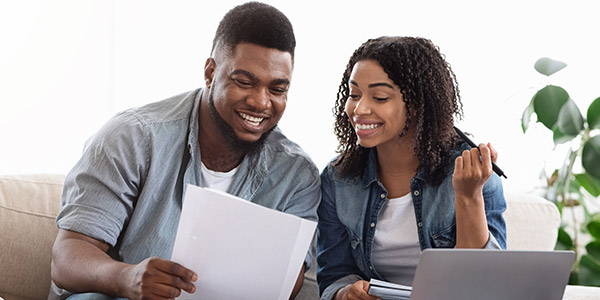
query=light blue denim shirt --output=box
[53,88,321,299]
[316,146,506,300]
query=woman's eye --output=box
[348,94,360,100]
[374,97,389,102]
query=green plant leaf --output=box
[587,241,600,261]
[522,98,535,133]
[588,97,600,129]
[533,85,569,130]
[534,57,567,76]
[552,125,576,145]
[575,173,600,197]
[582,135,600,179]
[556,227,574,250]
[557,98,584,135]
[588,221,600,239]
[578,254,600,287]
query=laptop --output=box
[409,249,575,300]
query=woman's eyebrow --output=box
[349,80,394,89]
[368,82,394,89]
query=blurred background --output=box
[1,0,599,193]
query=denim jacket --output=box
[316,145,506,300]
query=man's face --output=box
[205,43,293,147]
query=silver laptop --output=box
[410,249,575,300]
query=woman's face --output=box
[345,59,409,149]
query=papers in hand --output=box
[171,185,317,300]
[367,279,412,300]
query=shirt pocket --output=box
[430,223,456,248]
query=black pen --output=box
[454,126,507,179]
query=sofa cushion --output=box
[504,192,561,250]
[0,174,65,300]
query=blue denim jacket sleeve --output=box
[481,173,507,249]
[316,166,365,300]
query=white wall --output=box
[1,0,599,193]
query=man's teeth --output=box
[239,112,264,126]
[356,123,381,130]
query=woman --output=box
[316,36,506,300]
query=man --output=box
[50,2,320,299]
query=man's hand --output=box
[123,257,198,300]
[334,280,380,300]
[51,229,197,300]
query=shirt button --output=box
[418,222,423,227]
[371,222,375,228]
[369,265,373,270]
[380,193,385,199]
[414,190,420,196]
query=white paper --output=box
[171,184,317,300]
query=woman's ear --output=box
[204,58,216,89]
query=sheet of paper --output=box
[171,184,317,300]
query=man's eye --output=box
[235,79,251,86]
[271,87,287,95]
[374,97,389,102]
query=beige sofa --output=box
[1,174,599,300]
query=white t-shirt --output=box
[372,193,421,286]
[200,161,239,191]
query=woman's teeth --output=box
[239,112,264,126]
[356,123,381,130]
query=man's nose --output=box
[246,88,271,111]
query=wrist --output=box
[334,285,350,300]
[454,190,484,207]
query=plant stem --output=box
[563,147,579,257]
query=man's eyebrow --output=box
[231,69,289,86]
[231,69,257,81]
[271,78,290,86]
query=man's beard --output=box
[207,89,275,156]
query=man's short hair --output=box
[211,2,296,60]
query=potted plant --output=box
[522,57,600,286]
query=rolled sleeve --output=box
[57,111,148,246]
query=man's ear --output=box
[204,58,216,89]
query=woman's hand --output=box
[453,143,493,200]
[452,143,494,248]
[334,280,380,300]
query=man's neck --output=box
[198,92,245,172]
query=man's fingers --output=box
[152,259,197,293]
[151,282,184,299]
[155,259,197,283]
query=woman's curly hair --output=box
[333,36,463,186]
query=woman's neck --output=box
[376,138,419,198]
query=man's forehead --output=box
[222,43,293,79]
